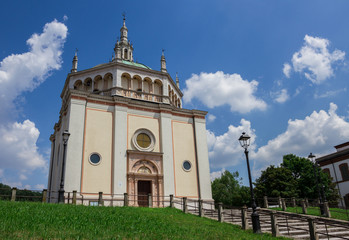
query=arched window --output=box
[124,49,128,60]
[339,163,349,181]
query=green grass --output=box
[270,207,349,221]
[0,201,289,240]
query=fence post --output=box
[72,191,77,205]
[148,193,152,208]
[42,189,47,203]
[323,201,331,218]
[264,196,269,208]
[123,193,128,206]
[241,206,249,230]
[281,198,287,211]
[98,192,103,206]
[183,197,188,213]
[305,198,309,207]
[291,197,296,207]
[11,187,17,202]
[301,199,307,214]
[278,196,282,208]
[198,199,203,217]
[270,211,280,237]
[169,194,173,208]
[308,218,319,240]
[218,202,224,222]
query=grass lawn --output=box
[0,201,289,239]
[270,207,349,221]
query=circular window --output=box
[132,129,155,152]
[182,160,192,171]
[136,133,151,148]
[89,153,101,165]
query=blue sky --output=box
[1,0,349,189]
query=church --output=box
[47,18,212,206]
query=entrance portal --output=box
[137,180,151,207]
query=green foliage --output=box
[0,201,288,239]
[211,170,251,207]
[0,183,42,202]
[254,154,340,203]
[254,165,298,199]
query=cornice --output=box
[67,89,207,117]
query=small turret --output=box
[176,72,180,88]
[161,49,167,72]
[71,49,78,73]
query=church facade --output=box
[47,19,212,206]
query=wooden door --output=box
[138,181,151,207]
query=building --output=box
[316,141,349,208]
[47,18,212,206]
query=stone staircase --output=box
[188,208,349,240]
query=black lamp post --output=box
[239,132,261,234]
[58,130,70,203]
[308,152,325,215]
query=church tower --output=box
[47,17,212,207]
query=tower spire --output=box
[114,14,133,62]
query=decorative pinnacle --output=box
[74,48,78,57]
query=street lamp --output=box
[239,132,261,234]
[308,152,325,215]
[58,130,70,203]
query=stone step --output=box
[189,208,349,240]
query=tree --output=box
[0,183,42,202]
[254,154,339,203]
[254,165,298,200]
[281,154,339,202]
[211,170,251,207]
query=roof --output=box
[335,141,349,149]
[121,60,152,70]
[316,148,349,166]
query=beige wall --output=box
[172,120,198,198]
[128,114,160,152]
[82,108,113,194]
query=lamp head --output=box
[238,132,251,150]
[62,130,70,144]
[308,152,315,159]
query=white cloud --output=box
[314,88,347,99]
[272,89,289,103]
[207,114,216,123]
[34,184,45,190]
[0,19,67,121]
[210,168,226,182]
[0,20,67,186]
[253,103,349,173]
[290,35,345,84]
[183,71,267,113]
[0,120,46,170]
[63,15,68,21]
[208,103,349,179]
[207,119,257,169]
[283,63,291,78]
